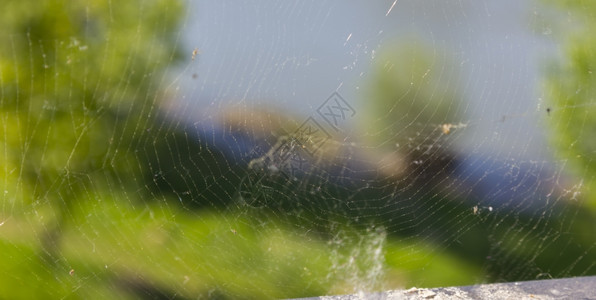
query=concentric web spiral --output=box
[1,0,596,298]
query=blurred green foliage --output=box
[364,41,462,148]
[0,0,184,297]
[0,0,184,210]
[543,0,596,208]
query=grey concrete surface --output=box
[294,276,596,299]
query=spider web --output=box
[1,0,596,299]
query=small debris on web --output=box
[192,48,200,61]
[440,123,468,135]
[473,206,493,215]
[441,124,451,135]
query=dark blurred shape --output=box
[147,104,562,217]
[114,275,189,300]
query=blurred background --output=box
[1,0,596,299]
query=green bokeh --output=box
[543,0,596,208]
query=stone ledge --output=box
[294,276,596,299]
